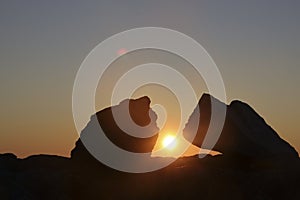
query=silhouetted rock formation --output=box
[0,94,299,200]
[71,96,159,163]
[184,94,299,159]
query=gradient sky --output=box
[0,0,299,158]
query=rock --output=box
[183,94,299,158]
[71,96,159,162]
[0,95,300,199]
[0,153,18,170]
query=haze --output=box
[0,1,299,158]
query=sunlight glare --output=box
[162,135,177,150]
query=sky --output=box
[0,0,299,158]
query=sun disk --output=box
[162,135,177,150]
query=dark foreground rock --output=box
[71,96,159,164]
[0,153,299,200]
[183,94,299,159]
[75,96,159,153]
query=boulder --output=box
[183,94,299,158]
[71,96,159,162]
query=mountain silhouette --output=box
[0,94,299,199]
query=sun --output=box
[162,135,177,150]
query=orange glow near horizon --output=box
[151,130,202,158]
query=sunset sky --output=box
[0,1,299,158]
